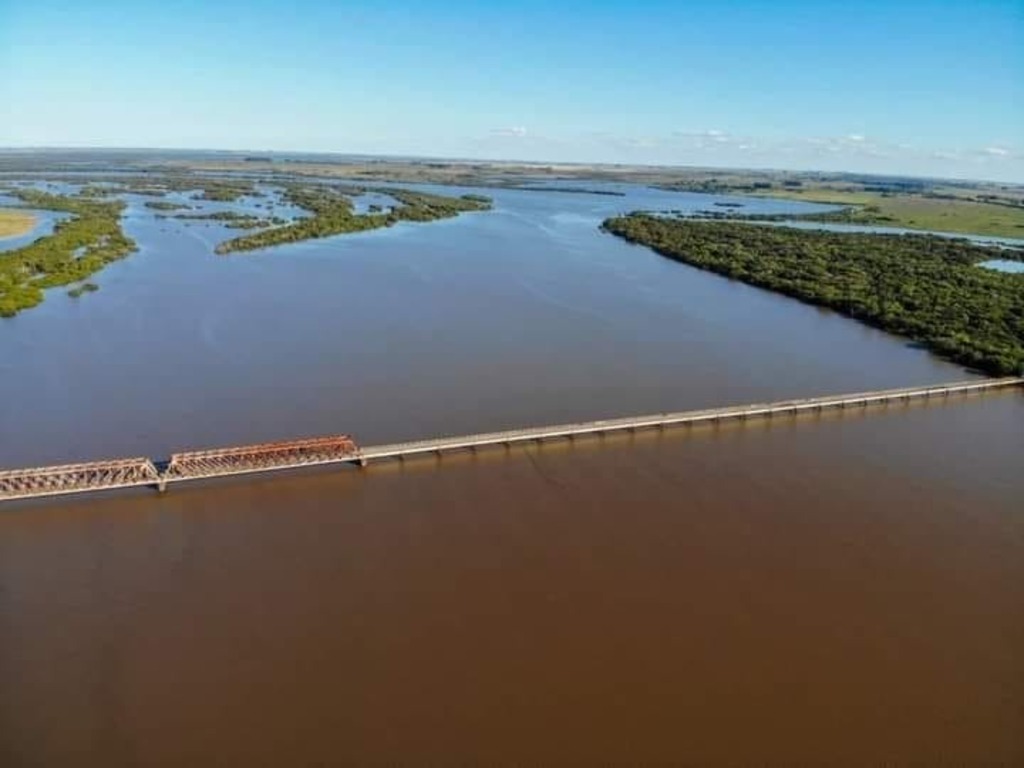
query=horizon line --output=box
[0,145,1020,187]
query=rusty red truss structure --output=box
[163,435,360,481]
[0,458,162,500]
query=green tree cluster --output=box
[0,190,136,317]
[79,175,257,202]
[214,186,491,254]
[165,211,285,229]
[603,214,1024,376]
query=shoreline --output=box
[604,214,1024,377]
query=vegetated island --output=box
[0,190,136,317]
[603,214,1024,376]
[144,200,191,211]
[0,209,37,238]
[214,185,492,254]
[80,175,259,202]
[164,210,288,229]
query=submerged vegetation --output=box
[67,282,99,298]
[604,214,1024,376]
[0,190,136,317]
[214,185,492,254]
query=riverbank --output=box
[0,209,36,238]
[603,214,1024,376]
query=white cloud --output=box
[982,146,1010,156]
[623,136,660,149]
[490,126,527,138]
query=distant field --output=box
[0,209,36,238]
[759,189,881,205]
[756,190,1024,238]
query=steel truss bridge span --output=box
[1,377,1021,503]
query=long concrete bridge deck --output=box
[1,377,1021,502]
[358,377,1023,462]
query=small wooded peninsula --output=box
[214,185,492,254]
[0,189,136,317]
[603,214,1024,376]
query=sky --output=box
[1,0,1021,182]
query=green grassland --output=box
[758,189,1024,238]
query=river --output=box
[1,180,1021,764]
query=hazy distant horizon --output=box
[1,144,1021,187]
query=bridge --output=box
[1,377,1021,503]
[160,435,359,491]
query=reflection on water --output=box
[0,180,1021,764]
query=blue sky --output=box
[1,0,1021,181]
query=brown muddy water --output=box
[1,180,1022,765]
